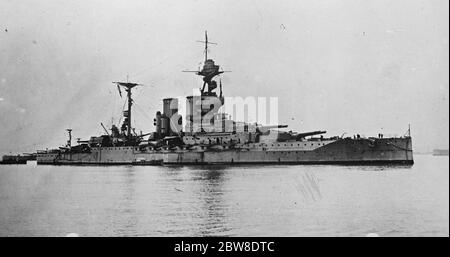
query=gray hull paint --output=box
[37,137,413,165]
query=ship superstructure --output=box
[36,32,414,165]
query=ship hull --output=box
[37,137,413,165]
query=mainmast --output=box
[112,81,140,140]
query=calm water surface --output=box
[0,155,448,236]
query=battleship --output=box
[36,32,414,165]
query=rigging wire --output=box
[128,43,200,79]
[133,99,156,126]
[110,86,118,127]
[117,97,127,126]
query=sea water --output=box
[0,154,448,236]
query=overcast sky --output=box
[0,0,448,154]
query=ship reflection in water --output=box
[0,155,447,237]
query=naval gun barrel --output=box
[136,132,152,138]
[295,130,327,139]
[258,124,288,129]
[256,124,288,133]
